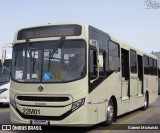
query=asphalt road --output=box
[0,96,160,133]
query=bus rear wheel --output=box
[105,100,115,125]
[143,93,148,110]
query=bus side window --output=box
[130,49,137,74]
[149,57,154,75]
[143,55,149,75]
[154,59,158,76]
[121,49,129,80]
[108,41,120,71]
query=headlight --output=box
[72,98,85,112]
[0,88,8,94]
[10,97,16,109]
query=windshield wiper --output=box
[26,39,37,58]
[26,39,32,58]
[48,36,65,71]
[50,36,65,58]
[26,39,37,74]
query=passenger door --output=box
[121,48,130,100]
[130,49,138,110]
[121,48,130,113]
[137,55,143,96]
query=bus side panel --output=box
[90,72,121,124]
[149,76,158,104]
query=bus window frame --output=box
[108,40,120,72]
[130,49,137,74]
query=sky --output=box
[0,0,160,56]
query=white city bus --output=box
[0,56,12,106]
[8,24,158,126]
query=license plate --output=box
[23,108,40,115]
[32,120,48,125]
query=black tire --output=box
[104,100,115,125]
[0,103,3,106]
[143,93,148,110]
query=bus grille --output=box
[17,96,69,102]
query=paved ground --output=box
[0,96,160,133]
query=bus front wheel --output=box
[105,100,115,125]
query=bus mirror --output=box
[99,55,103,67]
[90,39,100,83]
[1,49,6,65]
[1,43,12,65]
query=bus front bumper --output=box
[10,104,90,126]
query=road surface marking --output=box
[102,108,152,133]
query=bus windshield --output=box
[12,40,86,83]
[0,60,11,84]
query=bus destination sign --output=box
[17,25,82,40]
